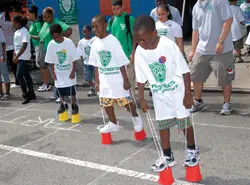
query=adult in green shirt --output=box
[107,0,137,96]
[31,7,72,94]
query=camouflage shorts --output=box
[100,97,132,107]
[158,117,192,130]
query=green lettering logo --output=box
[56,49,67,64]
[84,46,91,56]
[98,50,112,67]
[149,62,166,83]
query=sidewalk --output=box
[10,41,250,92]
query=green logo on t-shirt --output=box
[84,46,91,56]
[56,49,67,64]
[149,62,166,83]
[157,29,168,36]
[207,3,213,11]
[98,50,112,67]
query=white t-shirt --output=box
[240,2,250,24]
[45,37,80,88]
[0,30,6,57]
[245,31,250,45]
[156,20,183,42]
[89,34,130,99]
[14,27,31,60]
[135,36,190,120]
[230,5,245,41]
[77,37,96,65]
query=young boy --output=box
[77,25,96,97]
[133,15,199,172]
[45,24,80,116]
[230,0,245,62]
[89,15,144,134]
[0,27,10,100]
[108,0,136,96]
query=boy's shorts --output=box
[57,85,76,97]
[158,117,192,130]
[190,51,235,86]
[233,38,244,50]
[0,61,10,83]
[84,64,95,81]
[100,97,132,107]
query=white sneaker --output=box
[10,84,20,88]
[38,84,51,92]
[184,148,200,167]
[220,103,232,115]
[56,98,61,103]
[1,94,9,100]
[132,116,143,132]
[38,84,45,91]
[99,121,121,133]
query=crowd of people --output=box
[0,0,249,173]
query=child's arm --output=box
[138,82,148,112]
[183,72,193,109]
[120,66,131,90]
[0,42,6,62]
[13,42,28,63]
[176,37,185,54]
[51,64,57,81]
[94,67,99,92]
[69,61,77,79]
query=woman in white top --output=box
[156,4,185,55]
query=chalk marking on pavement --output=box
[195,123,250,130]
[0,144,203,185]
[10,115,29,122]
[0,120,80,158]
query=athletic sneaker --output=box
[191,99,205,113]
[99,121,121,133]
[57,102,68,114]
[72,104,79,115]
[87,88,97,97]
[38,84,52,92]
[151,153,176,172]
[184,148,200,167]
[10,84,20,88]
[38,84,45,91]
[28,91,36,100]
[220,102,232,115]
[56,98,61,103]
[1,94,9,100]
[49,96,57,101]
[132,116,143,132]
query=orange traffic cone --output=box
[185,164,202,182]
[101,133,113,145]
[158,167,174,185]
[134,129,146,141]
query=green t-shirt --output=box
[29,20,43,47]
[39,18,70,51]
[107,12,134,59]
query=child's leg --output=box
[235,49,241,58]
[183,126,196,149]
[5,83,10,95]
[71,95,77,105]
[104,106,117,124]
[160,128,171,155]
[0,82,3,95]
[124,102,138,117]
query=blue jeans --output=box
[16,60,34,96]
[0,61,10,83]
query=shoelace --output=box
[186,150,196,160]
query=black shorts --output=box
[57,85,76,97]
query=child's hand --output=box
[13,56,18,64]
[183,94,193,109]
[0,57,4,63]
[140,99,149,113]
[69,72,75,80]
[123,80,131,90]
[95,83,100,92]
[52,72,57,81]
[188,51,195,62]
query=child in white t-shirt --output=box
[89,15,144,134]
[0,28,10,100]
[45,24,80,116]
[134,15,200,172]
[77,25,97,97]
[230,0,245,62]
[156,4,185,56]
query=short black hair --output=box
[13,15,28,27]
[133,15,155,33]
[112,0,123,6]
[93,15,107,23]
[83,24,91,32]
[50,24,62,35]
[29,5,39,17]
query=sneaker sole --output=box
[99,127,121,134]
[191,105,206,113]
[151,161,176,172]
[220,111,232,115]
